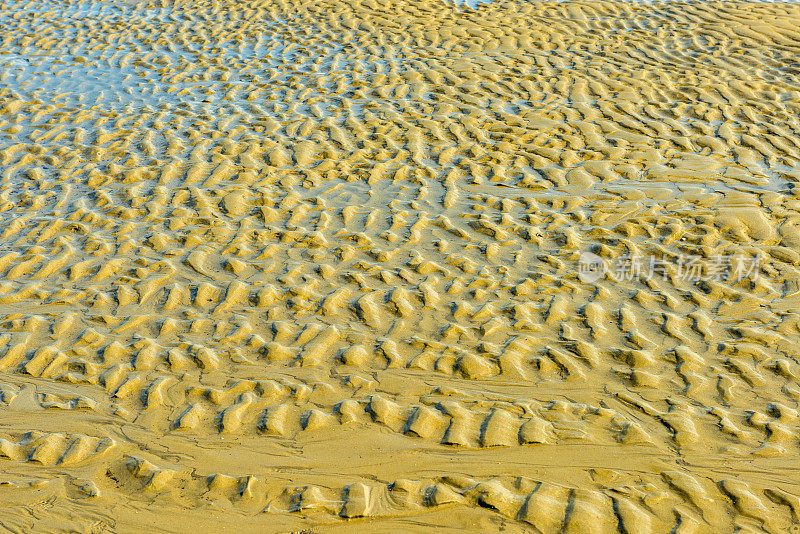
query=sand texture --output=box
[2,0,800,531]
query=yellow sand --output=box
[1,0,800,531]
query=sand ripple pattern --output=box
[1,0,800,530]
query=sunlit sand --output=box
[1,0,800,531]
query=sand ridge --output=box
[1,0,800,531]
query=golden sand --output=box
[1,0,800,530]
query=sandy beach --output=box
[1,0,800,531]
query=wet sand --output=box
[1,0,800,531]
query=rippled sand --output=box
[2,0,800,531]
